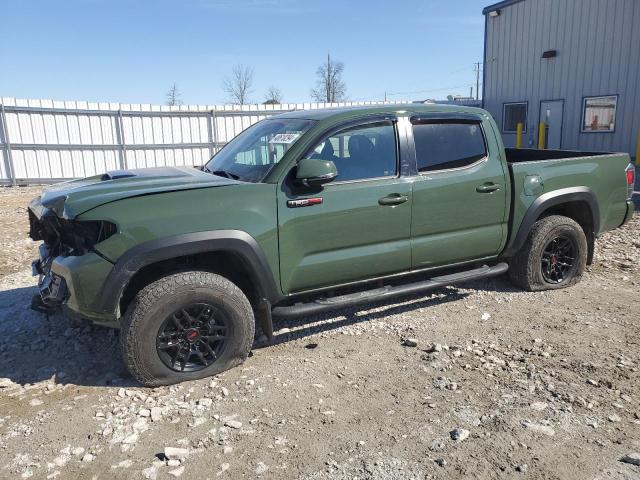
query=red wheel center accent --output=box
[551,255,557,264]
[186,330,199,342]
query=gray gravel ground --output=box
[0,189,638,480]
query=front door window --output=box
[305,121,397,182]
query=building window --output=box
[502,102,528,133]
[412,121,487,172]
[582,95,617,132]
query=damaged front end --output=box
[28,199,117,314]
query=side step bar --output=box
[271,262,509,319]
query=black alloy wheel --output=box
[540,235,576,284]
[156,303,227,372]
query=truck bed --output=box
[506,148,632,237]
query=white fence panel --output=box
[0,97,408,185]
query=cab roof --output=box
[273,103,487,122]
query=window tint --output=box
[503,103,527,133]
[305,122,397,182]
[412,122,487,172]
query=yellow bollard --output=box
[538,122,546,150]
[516,122,523,149]
[636,130,640,166]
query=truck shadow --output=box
[255,275,518,349]
[259,288,469,349]
[0,284,133,389]
[0,276,517,388]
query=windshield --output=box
[204,118,315,182]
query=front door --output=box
[539,100,564,149]
[409,116,508,269]
[277,118,412,294]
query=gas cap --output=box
[524,175,544,196]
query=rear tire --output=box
[120,271,254,387]
[508,215,587,291]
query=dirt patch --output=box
[0,187,638,480]
[0,186,41,277]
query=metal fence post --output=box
[211,109,218,155]
[0,104,17,186]
[114,110,126,170]
[207,110,215,158]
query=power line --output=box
[350,61,484,102]
[386,83,475,97]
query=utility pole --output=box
[474,62,481,101]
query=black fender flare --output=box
[503,186,600,257]
[93,230,282,316]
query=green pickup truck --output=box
[28,104,635,386]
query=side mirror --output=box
[295,158,338,187]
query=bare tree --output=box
[310,54,346,103]
[165,82,183,106]
[263,86,283,105]
[223,64,254,105]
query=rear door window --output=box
[412,121,487,172]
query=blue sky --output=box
[0,0,487,105]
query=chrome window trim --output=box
[416,156,489,176]
[327,174,398,186]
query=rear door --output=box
[277,117,413,294]
[409,115,509,269]
[539,100,564,149]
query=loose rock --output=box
[522,421,555,436]
[255,461,269,475]
[620,452,640,466]
[150,407,162,422]
[168,466,185,477]
[225,420,242,429]
[450,428,470,442]
[164,447,190,461]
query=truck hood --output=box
[33,166,241,218]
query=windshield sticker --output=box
[269,132,301,144]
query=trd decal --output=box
[286,197,323,208]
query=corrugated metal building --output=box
[482,0,640,158]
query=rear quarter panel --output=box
[509,153,630,236]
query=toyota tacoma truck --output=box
[27,104,635,386]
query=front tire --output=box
[120,271,255,387]
[508,215,587,291]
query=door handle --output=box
[476,183,501,193]
[378,193,409,206]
